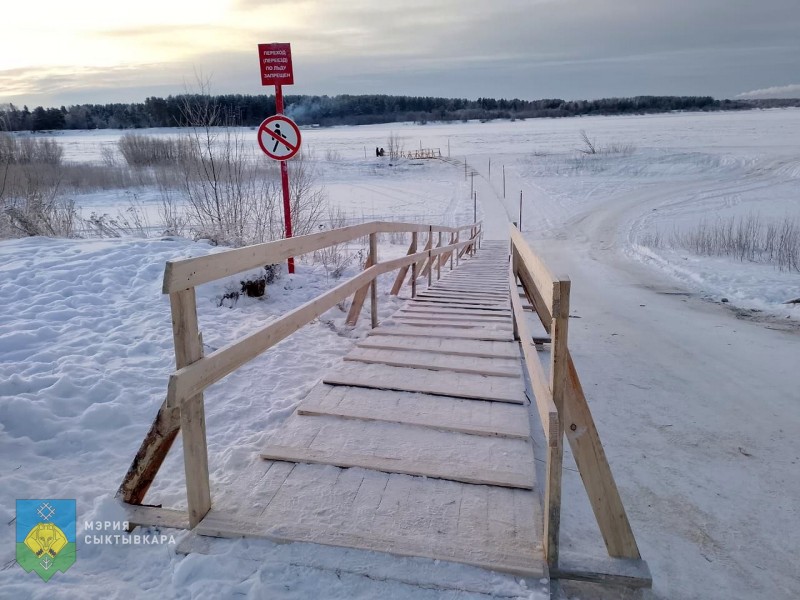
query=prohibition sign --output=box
[257,115,302,161]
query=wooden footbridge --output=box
[118,221,651,594]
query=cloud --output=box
[737,84,800,99]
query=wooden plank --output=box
[416,293,509,303]
[426,286,508,295]
[260,446,534,489]
[408,298,508,309]
[170,288,211,528]
[263,414,534,484]
[552,553,652,589]
[357,335,519,359]
[343,346,520,377]
[164,222,375,293]
[417,293,509,302]
[323,362,526,404]
[438,277,507,283]
[508,268,559,439]
[564,352,641,559]
[398,306,511,317]
[123,504,190,530]
[369,325,512,341]
[163,220,476,293]
[399,306,511,318]
[394,314,512,325]
[390,318,512,332]
[417,290,508,305]
[195,496,545,577]
[423,287,508,296]
[509,224,556,310]
[400,299,511,318]
[546,278,569,565]
[408,300,511,312]
[298,386,530,439]
[423,289,507,297]
[514,247,553,329]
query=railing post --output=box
[449,232,455,270]
[345,234,376,326]
[369,232,378,329]
[455,231,460,267]
[546,278,570,566]
[437,231,442,280]
[427,226,433,288]
[411,231,418,297]
[170,288,211,529]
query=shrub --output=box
[170,87,325,247]
[0,133,63,165]
[118,134,191,167]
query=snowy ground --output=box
[2,110,799,598]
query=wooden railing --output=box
[509,224,642,571]
[397,148,442,159]
[118,220,482,528]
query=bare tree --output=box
[170,79,325,246]
[386,132,404,160]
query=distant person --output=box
[379,147,385,157]
[376,147,380,157]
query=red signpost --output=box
[258,43,297,273]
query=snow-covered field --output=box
[2,109,799,599]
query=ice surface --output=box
[3,109,799,598]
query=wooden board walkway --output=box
[193,241,547,577]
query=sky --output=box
[1,0,799,108]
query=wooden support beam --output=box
[345,246,375,326]
[449,232,455,270]
[170,288,211,529]
[545,277,570,566]
[416,230,434,282]
[117,401,181,504]
[122,504,191,531]
[390,237,416,296]
[552,552,651,588]
[563,353,641,559]
[411,232,418,298]
[427,226,433,287]
[437,231,442,280]
[369,233,378,329]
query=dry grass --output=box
[643,213,800,271]
[118,134,192,167]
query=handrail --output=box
[509,223,642,568]
[167,235,479,407]
[163,220,482,294]
[118,218,481,528]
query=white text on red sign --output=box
[258,43,294,86]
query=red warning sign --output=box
[257,115,301,161]
[258,43,294,86]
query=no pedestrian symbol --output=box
[257,115,302,161]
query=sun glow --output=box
[0,1,301,84]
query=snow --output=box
[2,109,799,598]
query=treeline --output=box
[2,94,799,131]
